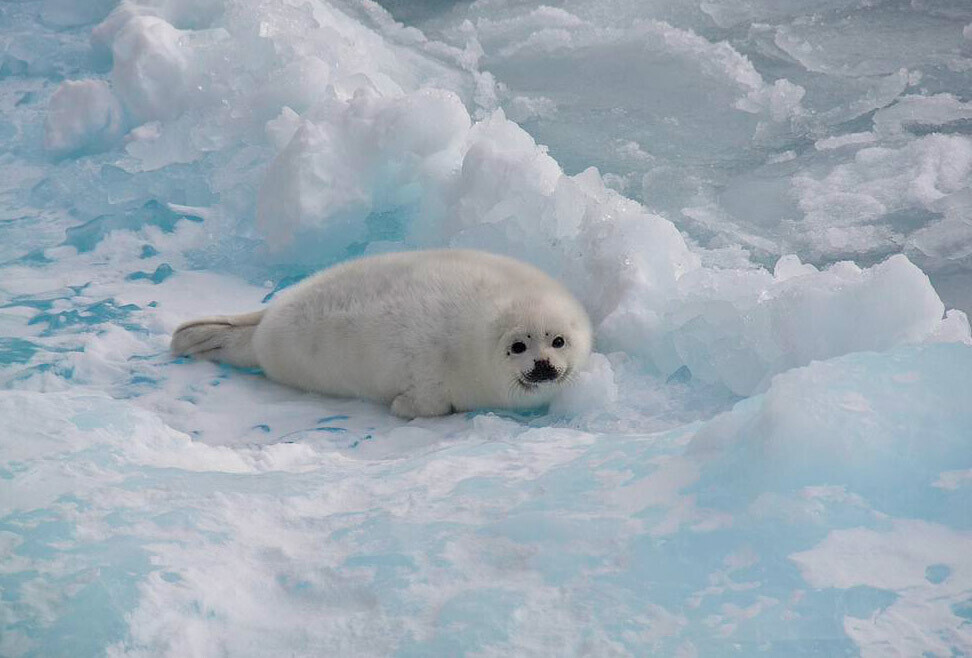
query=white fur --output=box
[171,249,592,417]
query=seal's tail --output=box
[170,310,265,368]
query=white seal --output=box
[171,249,592,417]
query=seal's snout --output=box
[525,359,558,383]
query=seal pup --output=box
[171,249,592,417]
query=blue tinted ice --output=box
[1,0,970,655]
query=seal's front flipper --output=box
[170,310,264,368]
[391,391,453,418]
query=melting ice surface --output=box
[1,0,971,655]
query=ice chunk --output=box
[791,134,972,260]
[930,309,972,344]
[265,106,302,151]
[43,79,125,154]
[258,56,333,114]
[548,352,618,417]
[505,94,557,123]
[734,78,805,123]
[110,16,194,122]
[437,112,700,321]
[814,132,876,151]
[908,208,972,268]
[773,10,968,77]
[256,86,471,251]
[772,254,817,280]
[873,94,972,137]
[634,254,953,396]
[688,342,972,513]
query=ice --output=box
[39,0,116,29]
[612,253,953,396]
[407,0,972,311]
[791,521,972,657]
[872,94,972,137]
[44,79,125,154]
[256,86,471,252]
[547,352,618,417]
[792,134,972,258]
[110,16,197,122]
[2,0,972,654]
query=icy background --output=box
[1,0,972,655]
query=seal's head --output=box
[493,296,592,403]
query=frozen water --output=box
[415,0,972,313]
[1,0,971,655]
[44,79,124,154]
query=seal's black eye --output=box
[552,336,565,348]
[511,341,527,354]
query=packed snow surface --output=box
[1,0,971,655]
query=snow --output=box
[1,0,971,655]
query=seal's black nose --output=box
[526,359,558,382]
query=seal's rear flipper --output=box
[170,310,264,368]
